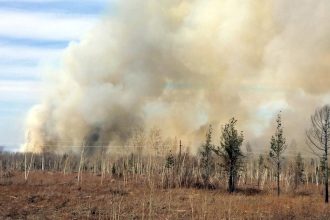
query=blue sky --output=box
[0,0,110,150]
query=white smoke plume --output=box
[23,0,330,154]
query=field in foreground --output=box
[1,172,330,219]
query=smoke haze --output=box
[24,0,330,154]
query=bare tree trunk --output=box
[63,155,70,175]
[24,153,34,182]
[78,145,85,185]
[101,160,105,185]
[228,163,235,193]
[277,160,280,196]
[260,169,267,190]
[325,157,328,203]
[228,172,233,193]
[325,133,328,203]
[42,153,45,171]
[316,164,319,186]
[24,153,27,180]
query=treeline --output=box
[0,143,323,189]
[0,105,330,203]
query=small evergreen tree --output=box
[294,153,305,188]
[199,125,214,187]
[165,151,175,169]
[213,118,244,193]
[269,112,287,196]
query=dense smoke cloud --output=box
[24,0,330,154]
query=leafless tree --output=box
[24,152,34,182]
[131,126,146,156]
[77,142,86,185]
[149,127,162,156]
[306,105,330,203]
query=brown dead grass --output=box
[0,172,330,219]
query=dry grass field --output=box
[2,0,330,220]
[1,171,330,219]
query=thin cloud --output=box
[0,80,41,102]
[0,0,109,15]
[0,44,63,62]
[0,66,41,80]
[0,10,99,41]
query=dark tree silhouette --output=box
[306,105,330,203]
[213,118,244,193]
[294,153,305,188]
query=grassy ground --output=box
[0,172,330,219]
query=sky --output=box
[0,0,110,151]
[3,1,330,156]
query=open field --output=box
[1,171,330,219]
[2,0,330,219]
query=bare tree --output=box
[245,142,253,184]
[149,127,162,156]
[24,152,34,182]
[131,126,146,156]
[77,142,86,185]
[306,105,330,203]
[269,112,287,196]
[257,154,266,189]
